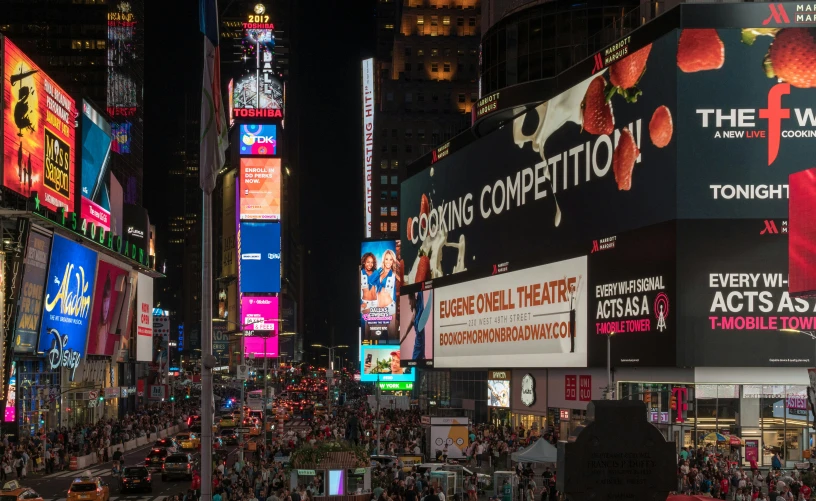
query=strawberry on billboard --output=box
[400,32,678,286]
[2,37,77,212]
[677,27,816,219]
[677,219,816,367]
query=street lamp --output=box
[311,344,349,414]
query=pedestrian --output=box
[13,455,21,479]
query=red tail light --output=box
[162,464,166,469]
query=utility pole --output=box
[376,374,381,456]
[311,344,348,416]
[263,335,269,459]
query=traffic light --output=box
[670,395,677,410]
[170,395,175,402]
[98,395,104,402]
[643,392,651,404]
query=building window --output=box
[381,207,388,216]
[380,222,388,232]
[381,191,388,202]
[391,160,400,169]
[391,190,398,199]
[468,17,476,27]
[418,129,426,139]
[432,94,439,102]
[405,93,413,103]
[443,16,450,25]
[417,15,424,25]
[457,49,464,56]
[406,144,413,153]
[458,93,466,103]
[380,160,388,169]
[404,62,411,72]
[386,92,394,101]
[431,63,439,72]
[381,144,388,152]
[470,49,477,55]
[457,62,464,72]
[381,175,388,185]
[391,145,398,153]
[470,92,477,102]
[391,206,399,216]
[457,17,464,27]
[391,176,399,185]
[384,24,394,30]
[405,129,413,138]
[404,47,412,57]
[431,48,439,57]
[431,16,438,26]
[443,62,451,72]
[417,48,424,56]
[418,93,425,102]
[417,62,424,72]
[444,48,452,56]
[392,129,398,138]
[390,222,398,233]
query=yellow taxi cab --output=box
[219,416,237,428]
[176,432,201,450]
[0,481,44,501]
[67,473,110,501]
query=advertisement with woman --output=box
[360,240,400,343]
[86,259,131,357]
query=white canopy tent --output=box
[510,438,558,464]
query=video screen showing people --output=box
[360,240,400,344]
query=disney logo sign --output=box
[45,328,82,381]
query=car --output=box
[189,423,202,434]
[0,481,44,501]
[219,416,237,428]
[176,432,200,450]
[220,428,238,445]
[162,453,194,481]
[67,474,110,501]
[118,466,152,493]
[186,415,200,426]
[153,437,178,453]
[144,448,169,470]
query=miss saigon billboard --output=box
[3,37,77,213]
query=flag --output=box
[199,0,228,194]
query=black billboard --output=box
[13,229,52,353]
[677,27,816,219]
[123,203,149,263]
[587,222,676,367]
[677,219,816,367]
[400,30,679,288]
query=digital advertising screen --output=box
[241,296,278,332]
[399,290,433,367]
[487,379,510,408]
[239,157,281,220]
[360,345,415,383]
[13,229,52,353]
[244,334,279,358]
[80,99,112,232]
[38,235,98,380]
[4,361,15,422]
[677,219,816,367]
[239,124,277,156]
[360,240,399,344]
[239,222,281,293]
[3,37,77,213]
[136,273,153,362]
[123,203,149,262]
[433,256,587,369]
[111,121,132,154]
[789,168,816,298]
[86,259,131,357]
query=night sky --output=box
[145,0,376,357]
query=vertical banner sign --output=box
[135,274,153,361]
[14,230,51,353]
[38,235,98,382]
[361,58,374,238]
[151,314,169,385]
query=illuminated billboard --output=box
[244,335,278,358]
[239,222,281,293]
[360,345,415,383]
[360,240,399,343]
[38,235,98,381]
[239,157,281,220]
[107,3,138,118]
[232,21,283,119]
[241,296,278,332]
[3,37,77,213]
[399,290,433,367]
[239,124,277,156]
[13,229,52,353]
[86,259,131,357]
[487,371,511,408]
[80,100,112,232]
[362,58,374,238]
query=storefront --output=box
[547,369,606,441]
[616,367,811,468]
[510,370,547,434]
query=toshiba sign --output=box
[433,256,588,368]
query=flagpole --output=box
[200,190,214,501]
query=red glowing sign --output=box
[565,375,577,401]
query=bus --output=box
[247,389,274,413]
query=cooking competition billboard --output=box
[401,32,678,286]
[587,222,677,367]
[399,290,433,367]
[3,37,77,212]
[360,240,400,344]
[38,235,98,381]
[239,157,281,220]
[677,219,816,367]
[676,27,816,219]
[433,256,587,368]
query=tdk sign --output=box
[240,124,277,156]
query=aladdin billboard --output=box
[3,37,77,213]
